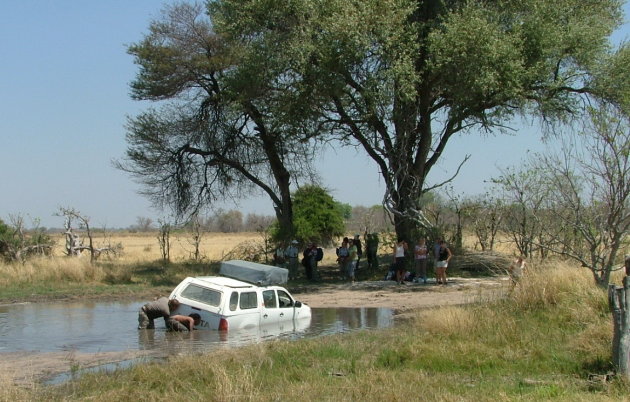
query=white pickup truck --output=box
[169,260,311,332]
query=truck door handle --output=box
[263,314,268,318]
[279,313,284,317]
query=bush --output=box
[0,218,54,262]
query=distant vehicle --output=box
[169,260,311,332]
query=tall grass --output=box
[0,257,105,286]
[0,232,255,302]
[6,260,623,401]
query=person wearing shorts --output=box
[393,238,408,284]
[436,240,452,285]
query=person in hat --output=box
[285,240,300,280]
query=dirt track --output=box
[295,276,509,311]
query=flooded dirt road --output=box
[0,300,393,385]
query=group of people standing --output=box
[276,232,381,282]
[392,238,452,285]
[336,235,361,283]
[276,233,455,284]
[335,233,382,281]
[274,240,322,281]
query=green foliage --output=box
[0,218,17,250]
[210,0,624,244]
[122,3,314,239]
[337,203,352,220]
[291,185,345,245]
[0,218,53,261]
[594,43,630,112]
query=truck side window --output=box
[277,290,293,308]
[263,290,277,308]
[239,291,258,310]
[229,292,238,311]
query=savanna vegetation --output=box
[4,262,630,401]
[1,0,629,399]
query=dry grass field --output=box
[44,229,514,263]
[50,231,265,262]
[48,231,400,266]
[0,230,528,298]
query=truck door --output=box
[277,288,301,332]
[260,289,282,331]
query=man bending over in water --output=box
[166,313,201,332]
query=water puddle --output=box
[0,301,393,383]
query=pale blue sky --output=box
[1,1,628,229]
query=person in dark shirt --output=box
[353,234,363,270]
[436,240,452,285]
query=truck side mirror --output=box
[294,301,302,308]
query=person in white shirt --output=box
[284,240,300,280]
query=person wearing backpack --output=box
[303,243,321,281]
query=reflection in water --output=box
[0,302,393,358]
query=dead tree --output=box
[608,257,630,380]
[157,220,172,262]
[58,208,120,263]
[64,217,84,256]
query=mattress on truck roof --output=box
[219,259,288,286]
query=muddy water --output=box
[0,300,393,379]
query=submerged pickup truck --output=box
[169,260,311,331]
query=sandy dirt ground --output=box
[296,276,509,311]
[2,276,509,387]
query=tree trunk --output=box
[608,274,630,379]
[393,210,415,244]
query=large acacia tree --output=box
[119,3,317,239]
[210,0,626,241]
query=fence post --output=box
[609,270,630,379]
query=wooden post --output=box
[609,274,630,379]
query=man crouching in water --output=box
[166,313,202,332]
[138,297,180,329]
